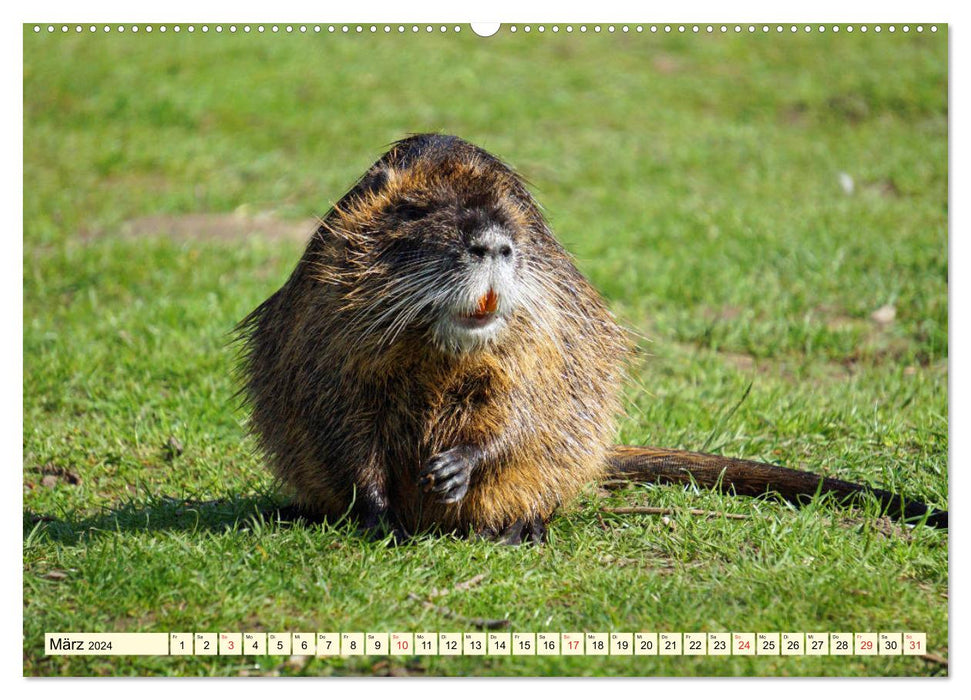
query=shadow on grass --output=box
[23,494,319,546]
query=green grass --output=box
[23,25,947,676]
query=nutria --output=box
[237,134,947,541]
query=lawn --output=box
[23,23,948,676]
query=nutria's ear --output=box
[356,164,391,198]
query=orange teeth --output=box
[474,289,499,317]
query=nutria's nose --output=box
[468,228,515,261]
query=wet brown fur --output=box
[238,134,947,537]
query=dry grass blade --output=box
[602,506,750,520]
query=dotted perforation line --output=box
[31,24,940,35]
[505,24,936,34]
[31,24,466,34]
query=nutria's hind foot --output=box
[477,515,547,545]
[269,503,322,524]
[371,522,411,546]
[359,517,411,545]
[356,504,411,544]
[418,445,478,504]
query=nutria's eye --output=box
[394,202,430,222]
[378,238,426,269]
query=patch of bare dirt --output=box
[863,178,901,198]
[719,351,756,372]
[109,212,318,244]
[31,462,82,488]
[652,53,681,74]
[824,314,864,333]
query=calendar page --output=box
[22,16,949,678]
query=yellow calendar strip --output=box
[45,633,168,656]
[44,632,929,657]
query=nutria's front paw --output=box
[418,446,475,504]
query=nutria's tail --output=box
[605,445,948,529]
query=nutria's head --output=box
[313,134,572,357]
